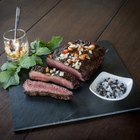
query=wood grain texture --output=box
[0,0,61,54]
[24,111,140,140]
[25,0,140,139]
[0,0,140,139]
[0,53,28,140]
[99,0,140,88]
[0,0,61,139]
[27,0,125,44]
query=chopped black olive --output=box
[96,77,127,99]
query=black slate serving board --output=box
[9,41,140,131]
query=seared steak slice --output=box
[46,40,105,81]
[29,66,80,89]
[23,79,73,100]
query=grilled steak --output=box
[46,40,105,81]
[23,79,73,100]
[29,66,80,89]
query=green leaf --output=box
[30,36,63,56]
[0,71,10,83]
[0,67,21,89]
[19,55,36,69]
[1,61,18,71]
[35,47,51,56]
[0,36,63,89]
[47,36,63,51]
[39,40,47,47]
[30,40,40,50]
[30,40,50,56]
[30,49,36,54]
[31,55,43,65]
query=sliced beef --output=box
[46,40,105,81]
[29,66,80,89]
[23,79,73,100]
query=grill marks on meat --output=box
[23,80,73,100]
[29,70,79,89]
[46,41,105,81]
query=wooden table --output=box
[0,0,140,139]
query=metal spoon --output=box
[14,7,20,39]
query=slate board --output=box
[9,40,140,131]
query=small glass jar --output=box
[3,29,29,61]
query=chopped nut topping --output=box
[45,67,49,73]
[55,40,96,70]
[86,54,90,59]
[89,50,92,54]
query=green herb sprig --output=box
[0,36,63,89]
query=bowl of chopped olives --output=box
[89,72,133,101]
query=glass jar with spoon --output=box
[3,29,29,61]
[3,7,29,61]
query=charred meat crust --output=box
[53,45,105,74]
[31,65,45,73]
[47,41,105,81]
[25,91,72,100]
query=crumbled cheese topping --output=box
[45,67,65,77]
[59,71,64,77]
[72,61,82,70]
[55,41,96,70]
[59,53,69,60]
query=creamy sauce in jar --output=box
[4,39,29,61]
[3,29,29,61]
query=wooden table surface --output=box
[0,0,140,139]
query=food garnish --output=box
[56,41,96,70]
[0,36,63,89]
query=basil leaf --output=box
[39,40,47,47]
[47,36,63,51]
[35,47,51,56]
[31,55,43,65]
[30,49,36,54]
[30,40,40,50]
[0,67,21,89]
[0,36,63,89]
[19,55,36,69]
[0,71,10,83]
[1,61,18,71]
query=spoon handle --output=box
[14,7,20,39]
